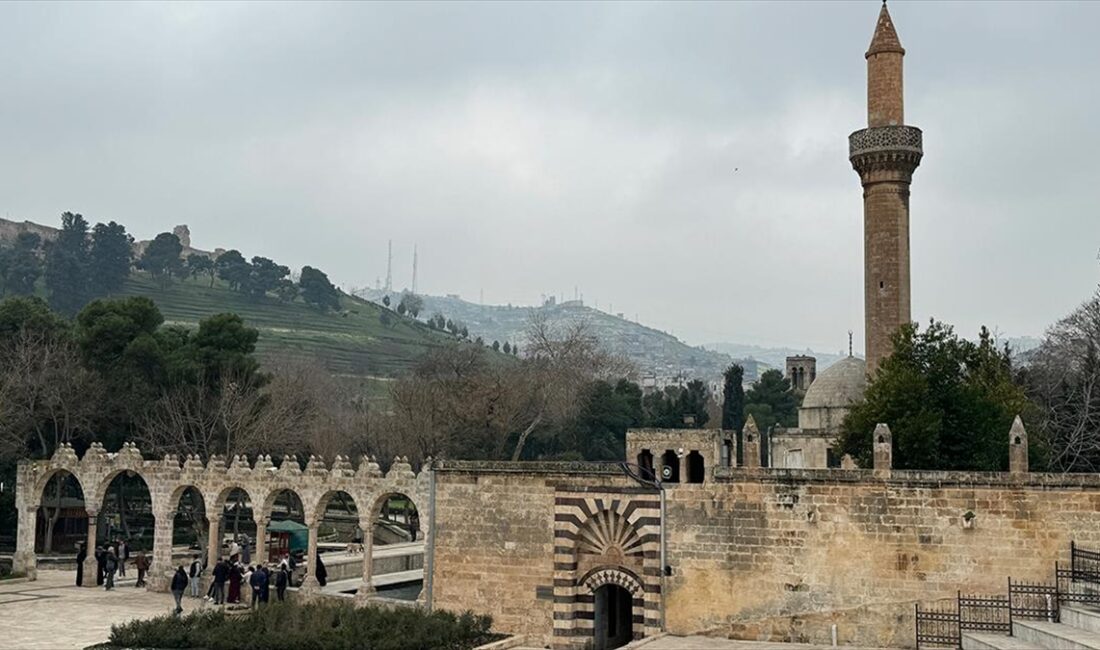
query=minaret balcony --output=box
[849,125,923,179]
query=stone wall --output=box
[664,468,1100,647]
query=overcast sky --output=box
[1,1,1098,354]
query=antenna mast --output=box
[412,244,418,294]
[385,240,393,293]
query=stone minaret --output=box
[850,2,923,374]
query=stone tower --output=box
[850,2,923,374]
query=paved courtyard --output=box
[0,570,190,650]
[624,637,892,649]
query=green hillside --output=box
[118,272,451,383]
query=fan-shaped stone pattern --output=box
[576,510,646,558]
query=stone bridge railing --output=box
[14,442,431,596]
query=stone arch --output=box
[576,510,647,560]
[94,468,155,553]
[261,487,308,524]
[580,565,645,598]
[369,491,423,541]
[34,468,86,555]
[33,467,85,509]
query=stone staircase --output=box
[963,605,1100,649]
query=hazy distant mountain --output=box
[356,289,747,382]
[702,342,849,373]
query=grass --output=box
[117,272,456,382]
[103,600,503,650]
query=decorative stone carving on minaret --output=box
[850,2,922,375]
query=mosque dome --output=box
[802,356,867,409]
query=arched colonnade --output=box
[14,442,430,596]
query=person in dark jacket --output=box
[211,558,229,605]
[95,545,106,586]
[248,566,265,608]
[75,542,86,587]
[170,566,188,616]
[188,555,203,598]
[259,566,271,603]
[134,551,149,587]
[314,552,327,587]
[104,549,118,591]
[275,565,288,602]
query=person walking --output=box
[227,561,242,604]
[275,564,288,602]
[188,555,203,598]
[75,542,86,587]
[95,545,106,586]
[314,552,327,588]
[258,566,270,604]
[170,566,188,616]
[104,548,118,591]
[134,551,149,587]
[247,566,261,608]
[117,539,127,578]
[211,558,229,605]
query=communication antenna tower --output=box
[412,244,418,294]
[385,240,393,293]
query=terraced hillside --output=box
[119,273,452,381]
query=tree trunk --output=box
[43,479,63,554]
[510,412,544,461]
[116,481,132,540]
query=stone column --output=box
[149,509,175,592]
[873,423,893,472]
[82,511,100,588]
[1009,415,1029,474]
[12,505,38,579]
[300,519,321,592]
[254,519,269,566]
[355,518,375,603]
[206,516,221,569]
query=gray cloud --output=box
[1,1,1098,353]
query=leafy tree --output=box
[398,293,424,318]
[744,369,798,430]
[76,296,165,375]
[299,266,340,311]
[512,345,519,356]
[215,250,250,291]
[45,212,91,315]
[188,312,260,384]
[186,254,216,287]
[0,296,68,344]
[245,256,289,299]
[503,342,511,354]
[641,380,710,428]
[89,221,133,296]
[382,295,391,308]
[562,379,643,460]
[3,233,42,296]
[491,340,500,352]
[835,320,1033,470]
[139,232,184,287]
[274,278,298,303]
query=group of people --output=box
[168,552,295,616]
[75,538,149,589]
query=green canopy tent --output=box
[266,519,308,560]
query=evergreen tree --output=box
[45,212,91,315]
[215,250,250,291]
[836,321,1032,471]
[744,369,798,430]
[4,232,42,296]
[245,256,289,299]
[185,254,216,287]
[503,341,511,354]
[721,364,746,431]
[138,232,184,288]
[299,266,341,311]
[89,221,133,297]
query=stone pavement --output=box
[624,636,893,649]
[0,570,189,650]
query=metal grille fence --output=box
[915,602,959,648]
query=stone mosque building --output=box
[21,7,1094,650]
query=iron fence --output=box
[1008,577,1058,622]
[958,592,1011,635]
[915,602,959,648]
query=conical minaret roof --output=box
[867,2,905,57]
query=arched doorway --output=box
[217,487,256,564]
[262,488,304,574]
[637,450,654,481]
[316,490,359,592]
[660,450,680,483]
[369,492,423,601]
[686,451,705,483]
[34,470,85,557]
[171,487,206,571]
[98,471,153,587]
[593,583,634,650]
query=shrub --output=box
[108,600,501,650]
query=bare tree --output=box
[510,312,634,460]
[1027,288,1100,471]
[0,331,101,552]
